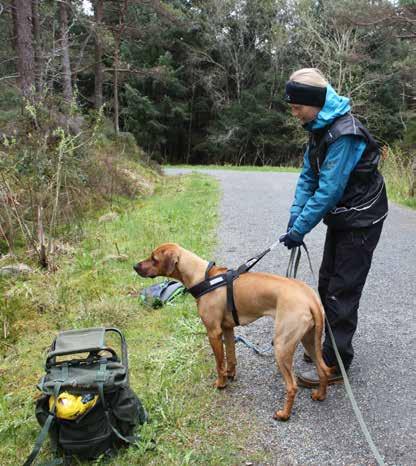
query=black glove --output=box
[279,229,303,250]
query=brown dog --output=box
[134,243,332,421]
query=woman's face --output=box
[290,104,321,124]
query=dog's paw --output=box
[227,370,236,381]
[311,389,326,401]
[273,410,290,422]
[213,379,227,389]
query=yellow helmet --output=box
[49,392,98,420]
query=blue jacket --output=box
[290,85,367,240]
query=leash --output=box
[233,240,303,357]
[207,238,385,464]
[234,336,273,355]
[231,239,295,355]
[234,239,280,275]
[287,243,385,466]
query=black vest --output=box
[307,113,388,230]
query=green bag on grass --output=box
[139,280,186,308]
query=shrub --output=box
[381,145,416,208]
[0,99,158,265]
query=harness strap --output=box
[187,273,228,299]
[188,243,280,327]
[96,360,140,445]
[205,261,216,280]
[187,266,241,326]
[226,270,240,326]
[23,364,68,466]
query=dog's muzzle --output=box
[133,263,157,278]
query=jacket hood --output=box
[305,84,351,132]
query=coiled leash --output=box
[287,243,385,466]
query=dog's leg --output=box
[273,343,297,421]
[272,317,305,421]
[301,328,317,363]
[302,328,329,401]
[207,328,228,389]
[223,327,236,380]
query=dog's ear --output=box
[161,248,179,276]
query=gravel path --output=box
[167,168,415,466]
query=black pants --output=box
[318,222,383,370]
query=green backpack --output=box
[24,327,147,465]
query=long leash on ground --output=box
[234,335,273,355]
[287,243,385,466]
[233,240,385,465]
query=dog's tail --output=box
[310,290,331,379]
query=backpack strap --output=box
[23,364,68,466]
[96,360,140,445]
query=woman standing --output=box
[279,68,388,386]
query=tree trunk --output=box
[113,39,120,134]
[186,83,195,164]
[59,0,72,103]
[93,0,104,109]
[12,0,35,100]
[32,0,42,93]
[411,156,416,198]
[10,2,18,51]
[113,0,128,134]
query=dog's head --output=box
[133,243,180,279]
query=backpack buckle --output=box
[95,359,107,382]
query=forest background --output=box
[1,0,415,260]
[0,2,415,462]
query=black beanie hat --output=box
[284,81,327,107]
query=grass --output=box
[381,146,416,210]
[164,163,300,173]
[3,148,412,464]
[0,172,262,465]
